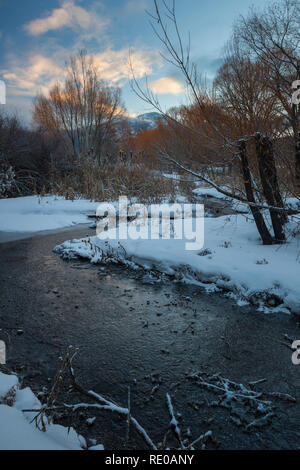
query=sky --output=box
[0,0,271,123]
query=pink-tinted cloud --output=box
[149,77,184,95]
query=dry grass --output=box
[48,160,195,203]
[0,387,16,407]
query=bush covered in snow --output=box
[0,165,15,198]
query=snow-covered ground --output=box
[54,212,300,315]
[0,195,102,233]
[0,371,103,450]
[193,186,229,199]
[0,193,299,314]
[0,185,246,236]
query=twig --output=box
[68,359,157,450]
[166,393,185,449]
[127,386,131,443]
[188,430,213,450]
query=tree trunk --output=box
[238,140,273,245]
[296,130,300,193]
[293,61,300,193]
[255,133,286,243]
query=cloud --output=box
[24,0,108,37]
[94,48,162,84]
[149,77,184,95]
[125,111,138,118]
[2,54,66,97]
[125,0,150,12]
[1,48,162,99]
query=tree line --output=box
[1,0,299,245]
[130,0,300,245]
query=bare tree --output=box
[234,0,300,189]
[34,50,124,166]
[214,42,281,139]
[0,110,57,196]
[130,0,294,244]
[214,42,288,241]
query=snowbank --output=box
[54,215,300,315]
[0,195,102,233]
[193,186,229,199]
[0,371,103,450]
[0,194,198,234]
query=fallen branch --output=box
[166,393,185,449]
[23,348,221,450]
[188,371,296,431]
[188,430,213,450]
[161,152,290,214]
[67,352,158,450]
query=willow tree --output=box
[34,50,124,166]
[235,0,300,190]
[131,0,290,245]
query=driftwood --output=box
[22,347,216,450]
[188,371,296,431]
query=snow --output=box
[0,373,18,398]
[193,186,229,199]
[0,405,84,450]
[86,417,96,425]
[286,198,300,212]
[90,444,105,450]
[0,193,299,314]
[0,195,103,233]
[0,371,103,450]
[54,214,300,314]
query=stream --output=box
[0,225,299,449]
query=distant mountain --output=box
[127,112,163,135]
[137,112,163,123]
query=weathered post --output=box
[239,139,273,245]
[255,133,286,243]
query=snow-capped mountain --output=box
[137,112,163,124]
[127,112,163,134]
